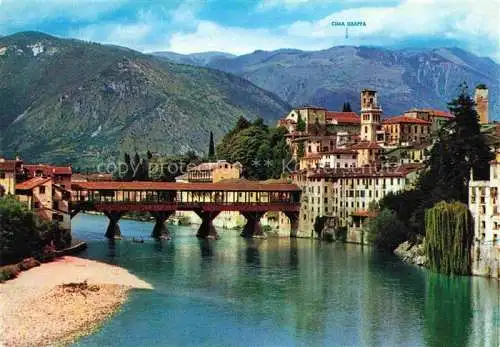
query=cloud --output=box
[70,22,153,50]
[0,0,129,27]
[165,0,498,59]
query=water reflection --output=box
[423,273,472,347]
[71,215,499,347]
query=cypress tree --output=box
[208,131,215,159]
[342,102,352,112]
[296,114,306,131]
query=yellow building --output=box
[187,160,242,183]
[0,158,19,195]
[382,115,431,146]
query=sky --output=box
[0,0,498,60]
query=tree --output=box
[208,131,215,160]
[342,102,352,112]
[424,201,473,275]
[366,209,408,251]
[379,84,493,238]
[0,196,58,265]
[296,114,306,131]
[216,121,291,180]
[418,83,492,203]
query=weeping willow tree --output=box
[424,201,474,275]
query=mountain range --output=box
[0,32,289,167]
[0,31,498,168]
[154,46,499,117]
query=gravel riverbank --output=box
[0,256,152,346]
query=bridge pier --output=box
[240,212,265,238]
[150,211,174,240]
[104,211,123,239]
[285,211,299,238]
[195,211,220,240]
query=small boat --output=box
[132,237,144,243]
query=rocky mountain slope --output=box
[155,46,499,117]
[0,32,290,167]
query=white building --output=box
[469,153,500,244]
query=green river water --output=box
[71,214,499,347]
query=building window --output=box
[0,172,5,179]
[39,186,46,194]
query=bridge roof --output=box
[72,181,301,192]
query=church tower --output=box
[360,89,382,142]
[474,85,489,124]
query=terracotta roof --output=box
[24,164,72,177]
[72,173,113,182]
[0,160,17,171]
[72,181,301,192]
[16,177,51,190]
[326,111,360,124]
[351,210,378,218]
[307,164,422,179]
[350,141,382,150]
[321,148,357,155]
[383,116,431,125]
[423,109,454,119]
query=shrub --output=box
[366,209,408,251]
[0,264,20,282]
[0,196,65,265]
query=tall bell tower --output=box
[360,89,382,142]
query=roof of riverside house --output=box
[350,141,383,150]
[422,109,454,119]
[351,210,378,218]
[0,160,18,171]
[71,180,301,192]
[24,164,72,177]
[325,111,360,124]
[16,177,52,190]
[382,116,432,125]
[306,163,422,179]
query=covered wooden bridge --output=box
[71,181,301,239]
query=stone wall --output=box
[471,242,499,279]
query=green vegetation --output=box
[296,114,306,131]
[216,117,292,180]
[366,209,408,251]
[0,196,66,266]
[0,31,290,167]
[424,201,473,275]
[208,131,215,160]
[379,84,493,239]
[342,102,352,112]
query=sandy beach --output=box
[0,256,152,346]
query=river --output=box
[71,214,499,347]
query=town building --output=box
[382,116,431,146]
[186,160,242,183]
[0,158,21,195]
[469,151,500,278]
[293,164,421,241]
[0,157,72,232]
